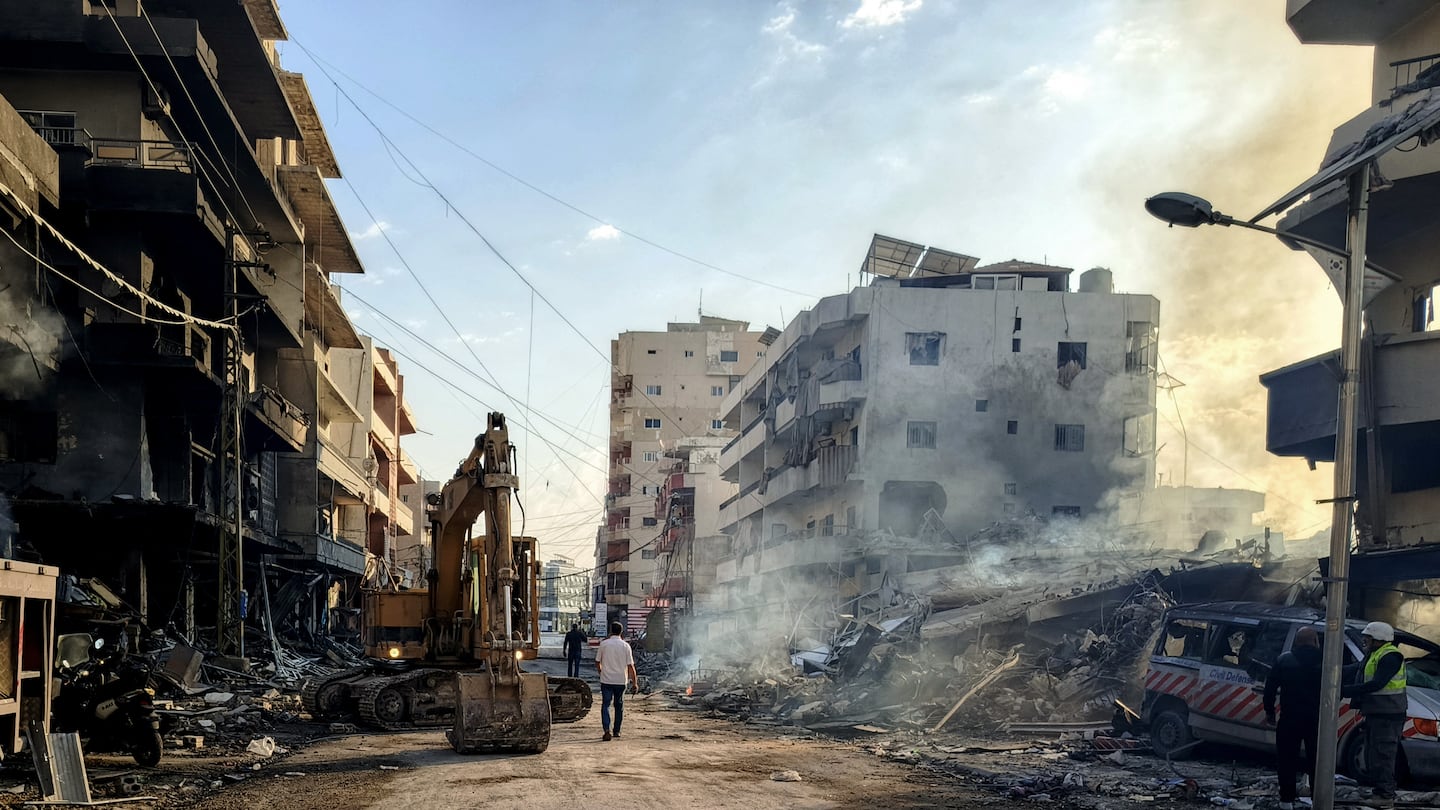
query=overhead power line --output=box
[289,39,821,300]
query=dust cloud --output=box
[1081,1,1374,538]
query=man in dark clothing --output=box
[1343,621,1408,809]
[1265,626,1323,810]
[563,623,587,678]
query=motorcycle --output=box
[52,633,163,767]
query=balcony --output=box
[397,452,419,486]
[85,322,217,383]
[763,463,819,507]
[1285,0,1436,46]
[818,378,867,408]
[1261,331,1440,461]
[293,531,366,574]
[82,138,211,220]
[244,385,307,453]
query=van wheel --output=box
[1150,707,1195,759]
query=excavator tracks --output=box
[546,676,594,723]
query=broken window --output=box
[0,406,57,463]
[975,399,988,412]
[1003,502,1016,515]
[1006,420,1018,435]
[1052,505,1082,518]
[645,384,662,395]
[906,332,944,365]
[1126,321,1157,374]
[1123,413,1157,457]
[720,350,738,363]
[845,506,857,531]
[1204,622,1257,669]
[605,572,629,595]
[1057,342,1087,369]
[906,421,937,449]
[1004,483,1017,495]
[822,514,835,537]
[1054,424,1085,452]
[1158,618,1208,660]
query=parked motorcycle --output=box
[52,633,162,767]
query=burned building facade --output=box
[707,235,1159,642]
[0,0,417,653]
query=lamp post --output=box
[1145,171,1371,810]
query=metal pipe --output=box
[504,583,513,644]
[1313,164,1370,810]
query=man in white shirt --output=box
[595,621,637,741]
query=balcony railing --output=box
[89,138,194,172]
[1391,52,1440,95]
[31,126,92,149]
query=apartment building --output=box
[397,478,440,588]
[1260,0,1440,590]
[709,235,1159,638]
[647,435,732,652]
[540,556,588,633]
[599,317,766,633]
[0,0,413,651]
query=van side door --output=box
[1189,619,1291,746]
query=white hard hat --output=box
[1362,621,1395,642]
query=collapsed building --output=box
[0,0,420,659]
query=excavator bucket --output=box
[449,671,551,754]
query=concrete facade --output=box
[1267,1,1440,552]
[540,556,588,633]
[706,238,1159,643]
[600,317,765,633]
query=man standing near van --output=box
[1343,621,1407,809]
[1264,626,1322,810]
[595,621,637,741]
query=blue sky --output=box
[274,0,1372,561]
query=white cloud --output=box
[403,318,428,330]
[841,0,922,29]
[585,223,622,241]
[763,8,796,35]
[755,3,828,86]
[350,220,391,241]
[1093,22,1178,63]
[963,92,996,107]
[1043,67,1092,103]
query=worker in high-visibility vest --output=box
[1343,621,1407,809]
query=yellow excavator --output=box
[301,413,591,752]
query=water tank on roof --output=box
[1079,267,1113,293]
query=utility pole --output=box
[1312,164,1370,810]
[217,228,245,657]
[218,228,272,658]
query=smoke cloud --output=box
[1080,2,1373,537]
[0,253,64,398]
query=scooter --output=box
[52,633,162,767]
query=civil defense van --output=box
[1143,601,1440,781]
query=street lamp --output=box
[1145,174,1371,810]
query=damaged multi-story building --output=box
[1260,1,1440,612]
[0,0,418,654]
[707,235,1160,642]
[599,317,765,634]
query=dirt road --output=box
[189,698,994,809]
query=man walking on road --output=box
[596,621,637,741]
[563,622,587,678]
[1344,621,1408,809]
[1264,626,1323,810]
